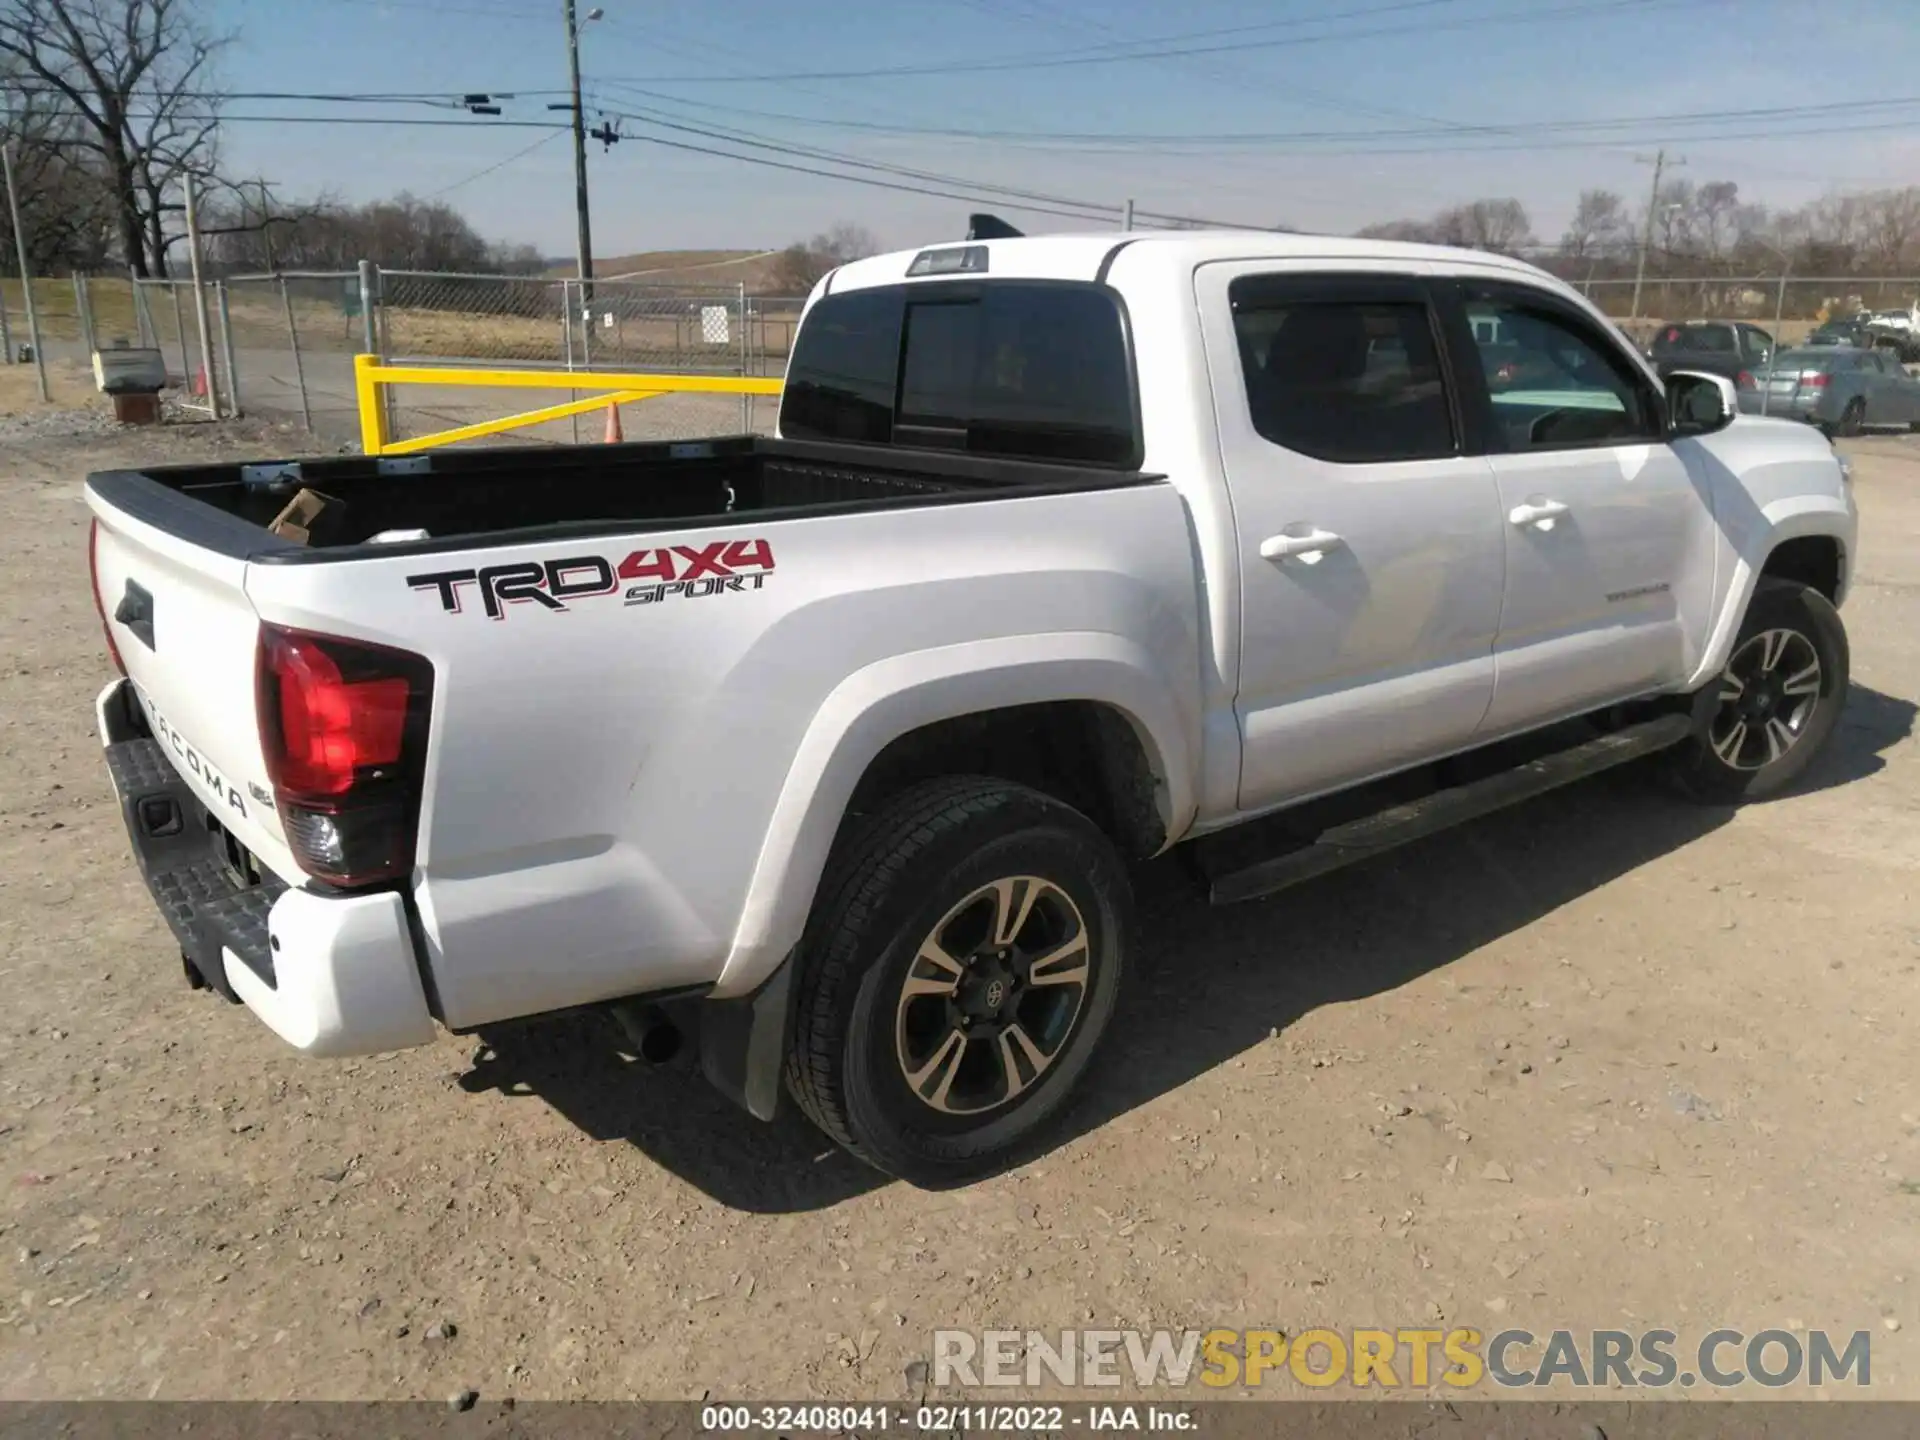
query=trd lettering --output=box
[410,539,774,620]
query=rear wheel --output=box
[1667,580,1849,803]
[785,777,1130,1185]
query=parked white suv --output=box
[86,228,1857,1182]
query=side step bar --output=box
[1208,713,1694,906]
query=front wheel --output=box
[785,777,1131,1185]
[1667,579,1849,803]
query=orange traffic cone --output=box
[190,365,208,398]
[604,402,623,444]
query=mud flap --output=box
[698,956,797,1122]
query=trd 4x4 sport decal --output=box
[408,539,776,621]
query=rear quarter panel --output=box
[244,483,1203,1027]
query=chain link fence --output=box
[1575,275,1920,347]
[372,271,802,447]
[13,262,1910,446]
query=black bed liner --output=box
[85,434,1164,567]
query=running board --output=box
[1207,713,1694,906]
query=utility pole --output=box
[563,0,595,298]
[1122,198,1134,232]
[1629,148,1684,329]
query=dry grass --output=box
[0,357,107,415]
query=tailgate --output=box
[88,497,299,884]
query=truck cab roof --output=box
[821,229,1571,295]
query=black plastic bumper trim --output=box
[104,727,284,998]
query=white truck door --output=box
[1445,277,1715,734]
[1196,265,1506,813]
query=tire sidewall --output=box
[1674,581,1849,801]
[839,808,1128,1179]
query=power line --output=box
[424,130,565,197]
[616,129,1133,223]
[595,99,1256,228]
[592,83,1920,149]
[588,0,1680,84]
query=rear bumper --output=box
[96,678,437,1057]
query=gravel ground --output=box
[1,424,1917,1404]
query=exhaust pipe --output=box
[610,1002,684,1065]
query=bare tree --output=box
[1858,186,1920,274]
[0,0,228,276]
[0,55,118,269]
[1435,198,1533,254]
[769,222,882,293]
[1560,189,1629,263]
[1355,218,1438,244]
[1694,180,1743,263]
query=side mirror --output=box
[1667,370,1738,436]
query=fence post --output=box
[183,174,220,419]
[562,278,580,443]
[281,277,313,434]
[216,280,242,419]
[0,270,11,364]
[130,269,154,348]
[358,260,378,355]
[738,281,750,432]
[169,282,190,394]
[73,272,96,353]
[1,141,49,400]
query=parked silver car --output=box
[1740,345,1920,434]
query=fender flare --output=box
[1685,497,1852,691]
[709,630,1198,999]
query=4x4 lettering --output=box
[672,542,734,580]
[721,538,775,572]
[409,569,479,614]
[478,563,563,620]
[617,549,677,582]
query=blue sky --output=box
[214,0,1920,258]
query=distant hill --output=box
[549,249,791,291]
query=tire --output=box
[785,776,1131,1185]
[1667,579,1849,804]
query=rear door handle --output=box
[1508,499,1571,530]
[1260,528,1346,563]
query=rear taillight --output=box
[1735,370,1754,389]
[88,519,126,676]
[256,624,434,889]
[1807,373,1829,388]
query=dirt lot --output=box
[2,413,1918,1404]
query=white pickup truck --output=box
[86,228,1858,1183]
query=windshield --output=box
[1651,323,1735,354]
[1770,350,1834,371]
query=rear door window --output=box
[1227,286,1457,463]
[781,281,1140,466]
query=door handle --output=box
[1508,499,1571,530]
[1260,528,1346,563]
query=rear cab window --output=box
[780,280,1140,466]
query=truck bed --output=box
[85,434,1156,564]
